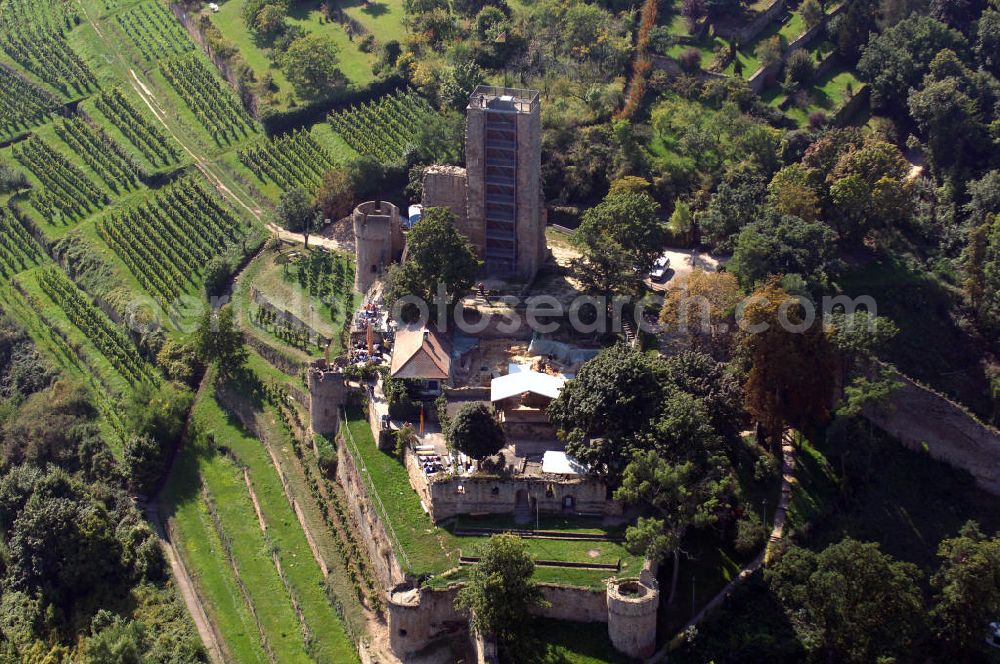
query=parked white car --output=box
[649,253,671,282]
[987,621,1000,649]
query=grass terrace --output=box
[163,386,359,664]
[765,67,862,127]
[233,244,358,362]
[342,409,646,590]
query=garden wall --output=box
[716,0,786,44]
[386,580,612,657]
[416,462,619,522]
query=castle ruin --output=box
[422,86,547,282]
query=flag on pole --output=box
[419,405,425,435]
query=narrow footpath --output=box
[647,433,797,662]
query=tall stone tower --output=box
[465,86,545,281]
[307,360,346,435]
[353,201,403,294]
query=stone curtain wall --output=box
[425,472,616,522]
[866,372,1000,495]
[336,436,410,588]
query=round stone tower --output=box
[606,576,659,659]
[307,359,346,435]
[353,201,403,294]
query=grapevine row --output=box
[327,89,436,165]
[12,135,108,224]
[0,0,96,97]
[0,66,60,140]
[116,0,193,62]
[238,129,336,191]
[54,117,141,193]
[37,268,156,386]
[161,54,256,146]
[265,385,384,615]
[0,208,43,277]
[94,87,181,167]
[96,178,245,305]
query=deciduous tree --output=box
[383,207,481,320]
[455,534,549,660]
[740,280,835,446]
[282,34,346,99]
[447,403,506,460]
[766,538,925,663]
[571,190,666,300]
[930,521,1000,655]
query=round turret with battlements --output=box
[353,201,403,294]
[606,576,659,659]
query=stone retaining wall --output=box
[866,371,1000,495]
[336,436,410,588]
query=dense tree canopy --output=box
[455,534,549,660]
[447,403,506,460]
[571,190,666,300]
[282,34,346,99]
[858,16,966,111]
[930,521,1000,655]
[766,538,925,663]
[383,207,481,320]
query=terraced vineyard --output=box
[37,267,157,386]
[116,0,194,61]
[0,0,97,97]
[238,130,337,191]
[161,53,256,146]
[96,178,245,304]
[327,89,436,165]
[54,117,141,193]
[165,390,360,664]
[93,87,182,167]
[0,66,60,140]
[12,134,108,224]
[0,208,44,277]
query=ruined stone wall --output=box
[424,473,617,522]
[422,166,472,247]
[308,366,345,435]
[866,371,1000,495]
[353,201,401,293]
[336,437,409,588]
[607,576,659,659]
[539,585,609,622]
[388,586,466,657]
[386,581,616,657]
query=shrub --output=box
[807,111,828,129]
[734,511,767,554]
[679,47,703,72]
[784,48,816,88]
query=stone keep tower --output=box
[606,574,659,659]
[307,360,346,435]
[353,201,404,294]
[465,86,545,281]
